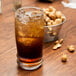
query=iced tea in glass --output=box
[15,7,45,70]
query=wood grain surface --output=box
[0,0,76,76]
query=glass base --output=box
[17,59,42,70]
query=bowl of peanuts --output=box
[43,6,66,42]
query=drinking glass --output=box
[15,7,45,70]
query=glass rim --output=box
[15,6,44,17]
[44,16,66,28]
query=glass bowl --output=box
[44,17,66,43]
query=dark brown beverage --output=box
[16,37,43,63]
[15,7,45,70]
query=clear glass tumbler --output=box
[15,7,45,70]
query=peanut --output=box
[53,43,61,50]
[68,45,75,53]
[61,54,67,62]
[56,11,62,18]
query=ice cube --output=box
[18,38,37,46]
[18,31,25,37]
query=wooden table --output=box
[0,0,76,76]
